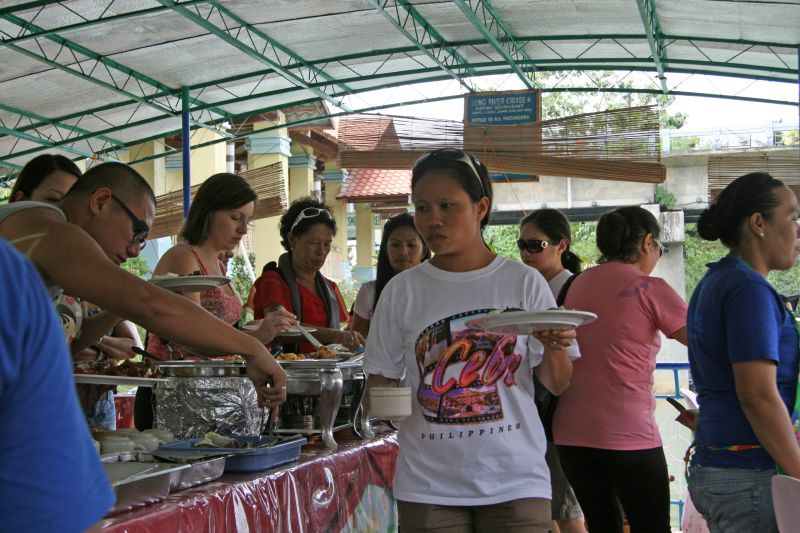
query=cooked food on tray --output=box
[315,345,336,359]
[74,358,161,378]
[192,431,257,449]
[277,352,306,361]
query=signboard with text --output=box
[464,89,538,126]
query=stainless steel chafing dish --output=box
[155,356,365,448]
[277,356,365,448]
[153,360,265,440]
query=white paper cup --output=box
[370,386,412,420]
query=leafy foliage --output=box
[654,185,677,210]
[537,71,686,129]
[120,256,151,278]
[230,253,256,322]
[484,225,521,260]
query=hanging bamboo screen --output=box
[708,154,800,200]
[338,106,665,183]
[148,162,286,239]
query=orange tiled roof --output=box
[337,168,410,202]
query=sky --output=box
[343,72,799,132]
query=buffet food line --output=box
[99,426,399,532]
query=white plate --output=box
[242,324,317,337]
[466,309,597,335]
[73,374,167,387]
[150,275,230,292]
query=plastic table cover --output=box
[99,427,398,532]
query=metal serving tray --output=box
[103,461,190,515]
[156,360,247,377]
[102,452,225,492]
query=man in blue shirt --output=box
[0,238,114,531]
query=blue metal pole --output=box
[181,86,191,217]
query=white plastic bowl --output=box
[370,386,412,420]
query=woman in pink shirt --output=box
[553,206,688,533]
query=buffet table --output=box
[99,427,399,532]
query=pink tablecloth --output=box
[100,428,399,532]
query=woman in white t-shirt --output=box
[351,212,429,339]
[363,148,580,532]
[519,208,587,533]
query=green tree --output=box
[485,225,521,260]
[120,256,151,278]
[230,253,256,322]
[537,71,686,129]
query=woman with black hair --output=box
[351,212,429,339]
[10,153,82,205]
[252,197,363,352]
[553,205,688,533]
[687,172,800,532]
[519,208,587,533]
[364,148,579,531]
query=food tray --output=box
[73,374,166,387]
[103,461,190,515]
[102,452,226,492]
[155,360,247,377]
[158,435,307,473]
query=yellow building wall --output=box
[248,114,290,271]
[355,203,375,268]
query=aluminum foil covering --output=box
[154,376,267,440]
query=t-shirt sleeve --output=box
[352,282,374,320]
[252,271,292,318]
[362,281,405,379]
[724,279,783,364]
[644,277,688,337]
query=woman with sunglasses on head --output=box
[146,173,297,362]
[518,208,587,533]
[363,148,580,532]
[252,197,364,352]
[686,173,800,532]
[351,212,430,340]
[552,205,687,533]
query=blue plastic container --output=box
[158,435,306,473]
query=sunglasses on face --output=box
[110,194,148,249]
[290,206,332,233]
[516,238,556,254]
[413,148,485,196]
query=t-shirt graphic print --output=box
[416,309,522,425]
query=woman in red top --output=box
[252,197,364,352]
[146,173,296,360]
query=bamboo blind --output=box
[338,106,665,183]
[149,162,286,240]
[708,154,800,200]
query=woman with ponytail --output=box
[687,173,800,532]
[552,205,688,532]
[519,208,587,533]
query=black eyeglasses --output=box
[413,148,485,196]
[111,194,148,249]
[516,238,556,254]
[290,206,332,233]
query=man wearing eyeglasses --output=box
[0,161,287,413]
